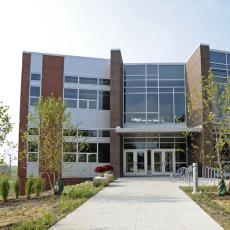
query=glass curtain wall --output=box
[124,64,185,124]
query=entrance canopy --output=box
[115,124,202,134]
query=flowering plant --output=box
[95,166,105,173]
[103,165,114,171]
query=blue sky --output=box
[0,0,230,159]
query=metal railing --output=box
[170,166,192,185]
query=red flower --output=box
[103,165,114,171]
[95,166,105,173]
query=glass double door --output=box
[124,150,147,176]
[152,150,175,175]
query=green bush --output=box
[25,176,34,199]
[13,177,20,199]
[34,177,44,197]
[63,181,103,199]
[0,175,10,202]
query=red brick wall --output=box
[40,55,64,190]
[18,53,31,194]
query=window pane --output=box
[28,142,38,152]
[124,113,146,123]
[159,65,184,79]
[211,63,227,70]
[147,80,158,87]
[64,88,78,99]
[124,65,145,75]
[79,77,97,84]
[63,142,77,152]
[98,130,110,137]
[125,88,146,93]
[65,99,77,108]
[147,94,158,112]
[124,76,145,80]
[159,80,184,87]
[28,153,38,162]
[159,93,173,122]
[125,94,146,112]
[174,93,185,123]
[30,97,39,106]
[78,154,87,162]
[31,73,41,81]
[210,51,226,64]
[124,80,145,87]
[79,89,97,100]
[147,65,158,75]
[98,143,110,163]
[79,143,97,152]
[89,100,97,109]
[65,76,78,83]
[80,130,97,137]
[79,100,87,108]
[212,69,227,77]
[99,79,110,85]
[214,77,227,84]
[176,151,186,162]
[147,113,159,123]
[227,54,230,64]
[147,88,158,93]
[29,128,39,135]
[88,154,97,162]
[63,154,76,162]
[99,91,110,110]
[30,86,40,97]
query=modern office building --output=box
[18,44,230,191]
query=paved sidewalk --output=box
[51,177,223,230]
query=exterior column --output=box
[110,50,123,177]
[186,44,210,171]
[18,53,31,195]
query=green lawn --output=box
[180,186,230,230]
[0,181,104,229]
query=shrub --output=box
[34,177,44,197]
[64,181,103,199]
[25,176,34,199]
[13,177,20,199]
[0,176,10,202]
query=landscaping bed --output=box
[180,186,230,230]
[0,181,104,229]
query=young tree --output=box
[22,96,87,193]
[188,70,230,194]
[0,102,13,146]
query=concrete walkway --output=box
[51,177,223,230]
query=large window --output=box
[210,50,230,119]
[124,64,185,124]
[79,89,97,109]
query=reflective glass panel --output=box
[125,94,146,112]
[65,76,78,83]
[174,93,185,123]
[147,94,158,112]
[31,73,41,81]
[159,65,184,79]
[79,89,97,100]
[124,65,145,75]
[147,65,158,75]
[30,86,40,97]
[159,93,173,122]
[79,77,97,84]
[210,51,226,64]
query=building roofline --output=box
[23,51,110,61]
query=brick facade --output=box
[110,50,123,177]
[18,53,31,194]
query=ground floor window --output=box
[62,142,110,163]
